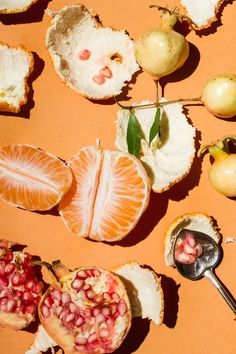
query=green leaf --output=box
[126,110,142,157]
[149,107,161,146]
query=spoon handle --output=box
[204,269,236,315]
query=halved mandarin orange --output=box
[59,144,150,242]
[0,144,72,211]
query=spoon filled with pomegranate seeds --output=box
[174,229,236,314]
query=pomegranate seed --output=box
[184,243,196,255]
[55,306,63,317]
[95,313,105,323]
[15,305,24,314]
[23,252,32,263]
[92,73,105,85]
[117,299,127,317]
[51,289,61,301]
[0,261,6,276]
[86,269,93,277]
[6,299,17,312]
[33,281,43,295]
[44,296,53,308]
[92,269,101,277]
[99,66,113,78]
[195,244,203,257]
[75,345,86,351]
[41,304,51,318]
[0,277,8,287]
[93,307,100,316]
[66,313,75,322]
[86,290,95,300]
[59,309,69,321]
[32,296,40,305]
[13,290,23,298]
[22,291,34,303]
[24,304,37,314]
[78,49,91,60]
[106,318,115,327]
[71,278,84,291]
[99,328,110,338]
[111,292,120,302]
[11,272,23,286]
[94,294,103,303]
[25,279,35,291]
[75,316,85,327]
[110,303,117,316]
[0,241,8,248]
[61,292,71,305]
[88,333,97,344]
[0,297,8,306]
[4,251,13,263]
[186,233,196,247]
[103,292,111,302]
[53,298,61,307]
[83,309,91,317]
[102,307,110,317]
[68,302,78,313]
[83,284,92,291]
[4,263,15,275]
[75,337,87,345]
[76,270,87,279]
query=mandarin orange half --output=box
[59,144,150,242]
[0,144,72,211]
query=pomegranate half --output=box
[0,239,43,330]
[39,261,131,353]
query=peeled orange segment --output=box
[59,145,150,242]
[0,0,39,14]
[0,144,72,211]
[181,0,225,29]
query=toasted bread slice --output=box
[0,43,34,113]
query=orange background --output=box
[0,0,236,353]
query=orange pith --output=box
[59,145,150,242]
[0,144,72,211]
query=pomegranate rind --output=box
[164,212,221,267]
[26,324,57,354]
[39,267,131,354]
[0,144,72,211]
[59,145,150,242]
[180,0,226,30]
[113,261,164,325]
[46,4,139,100]
[115,100,196,193]
[0,0,39,14]
[0,43,34,113]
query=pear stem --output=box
[115,97,202,110]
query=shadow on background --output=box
[0,0,52,24]
[0,52,45,119]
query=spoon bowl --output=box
[173,229,236,314]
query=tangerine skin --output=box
[135,28,189,79]
[202,73,236,118]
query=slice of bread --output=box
[164,212,221,267]
[113,261,164,325]
[115,100,196,192]
[0,43,34,113]
[181,0,225,29]
[46,4,139,100]
[0,0,38,14]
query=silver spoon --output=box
[173,229,236,314]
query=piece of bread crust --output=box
[164,212,221,267]
[180,0,226,30]
[0,43,34,113]
[46,4,139,100]
[112,261,164,325]
[0,0,39,14]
